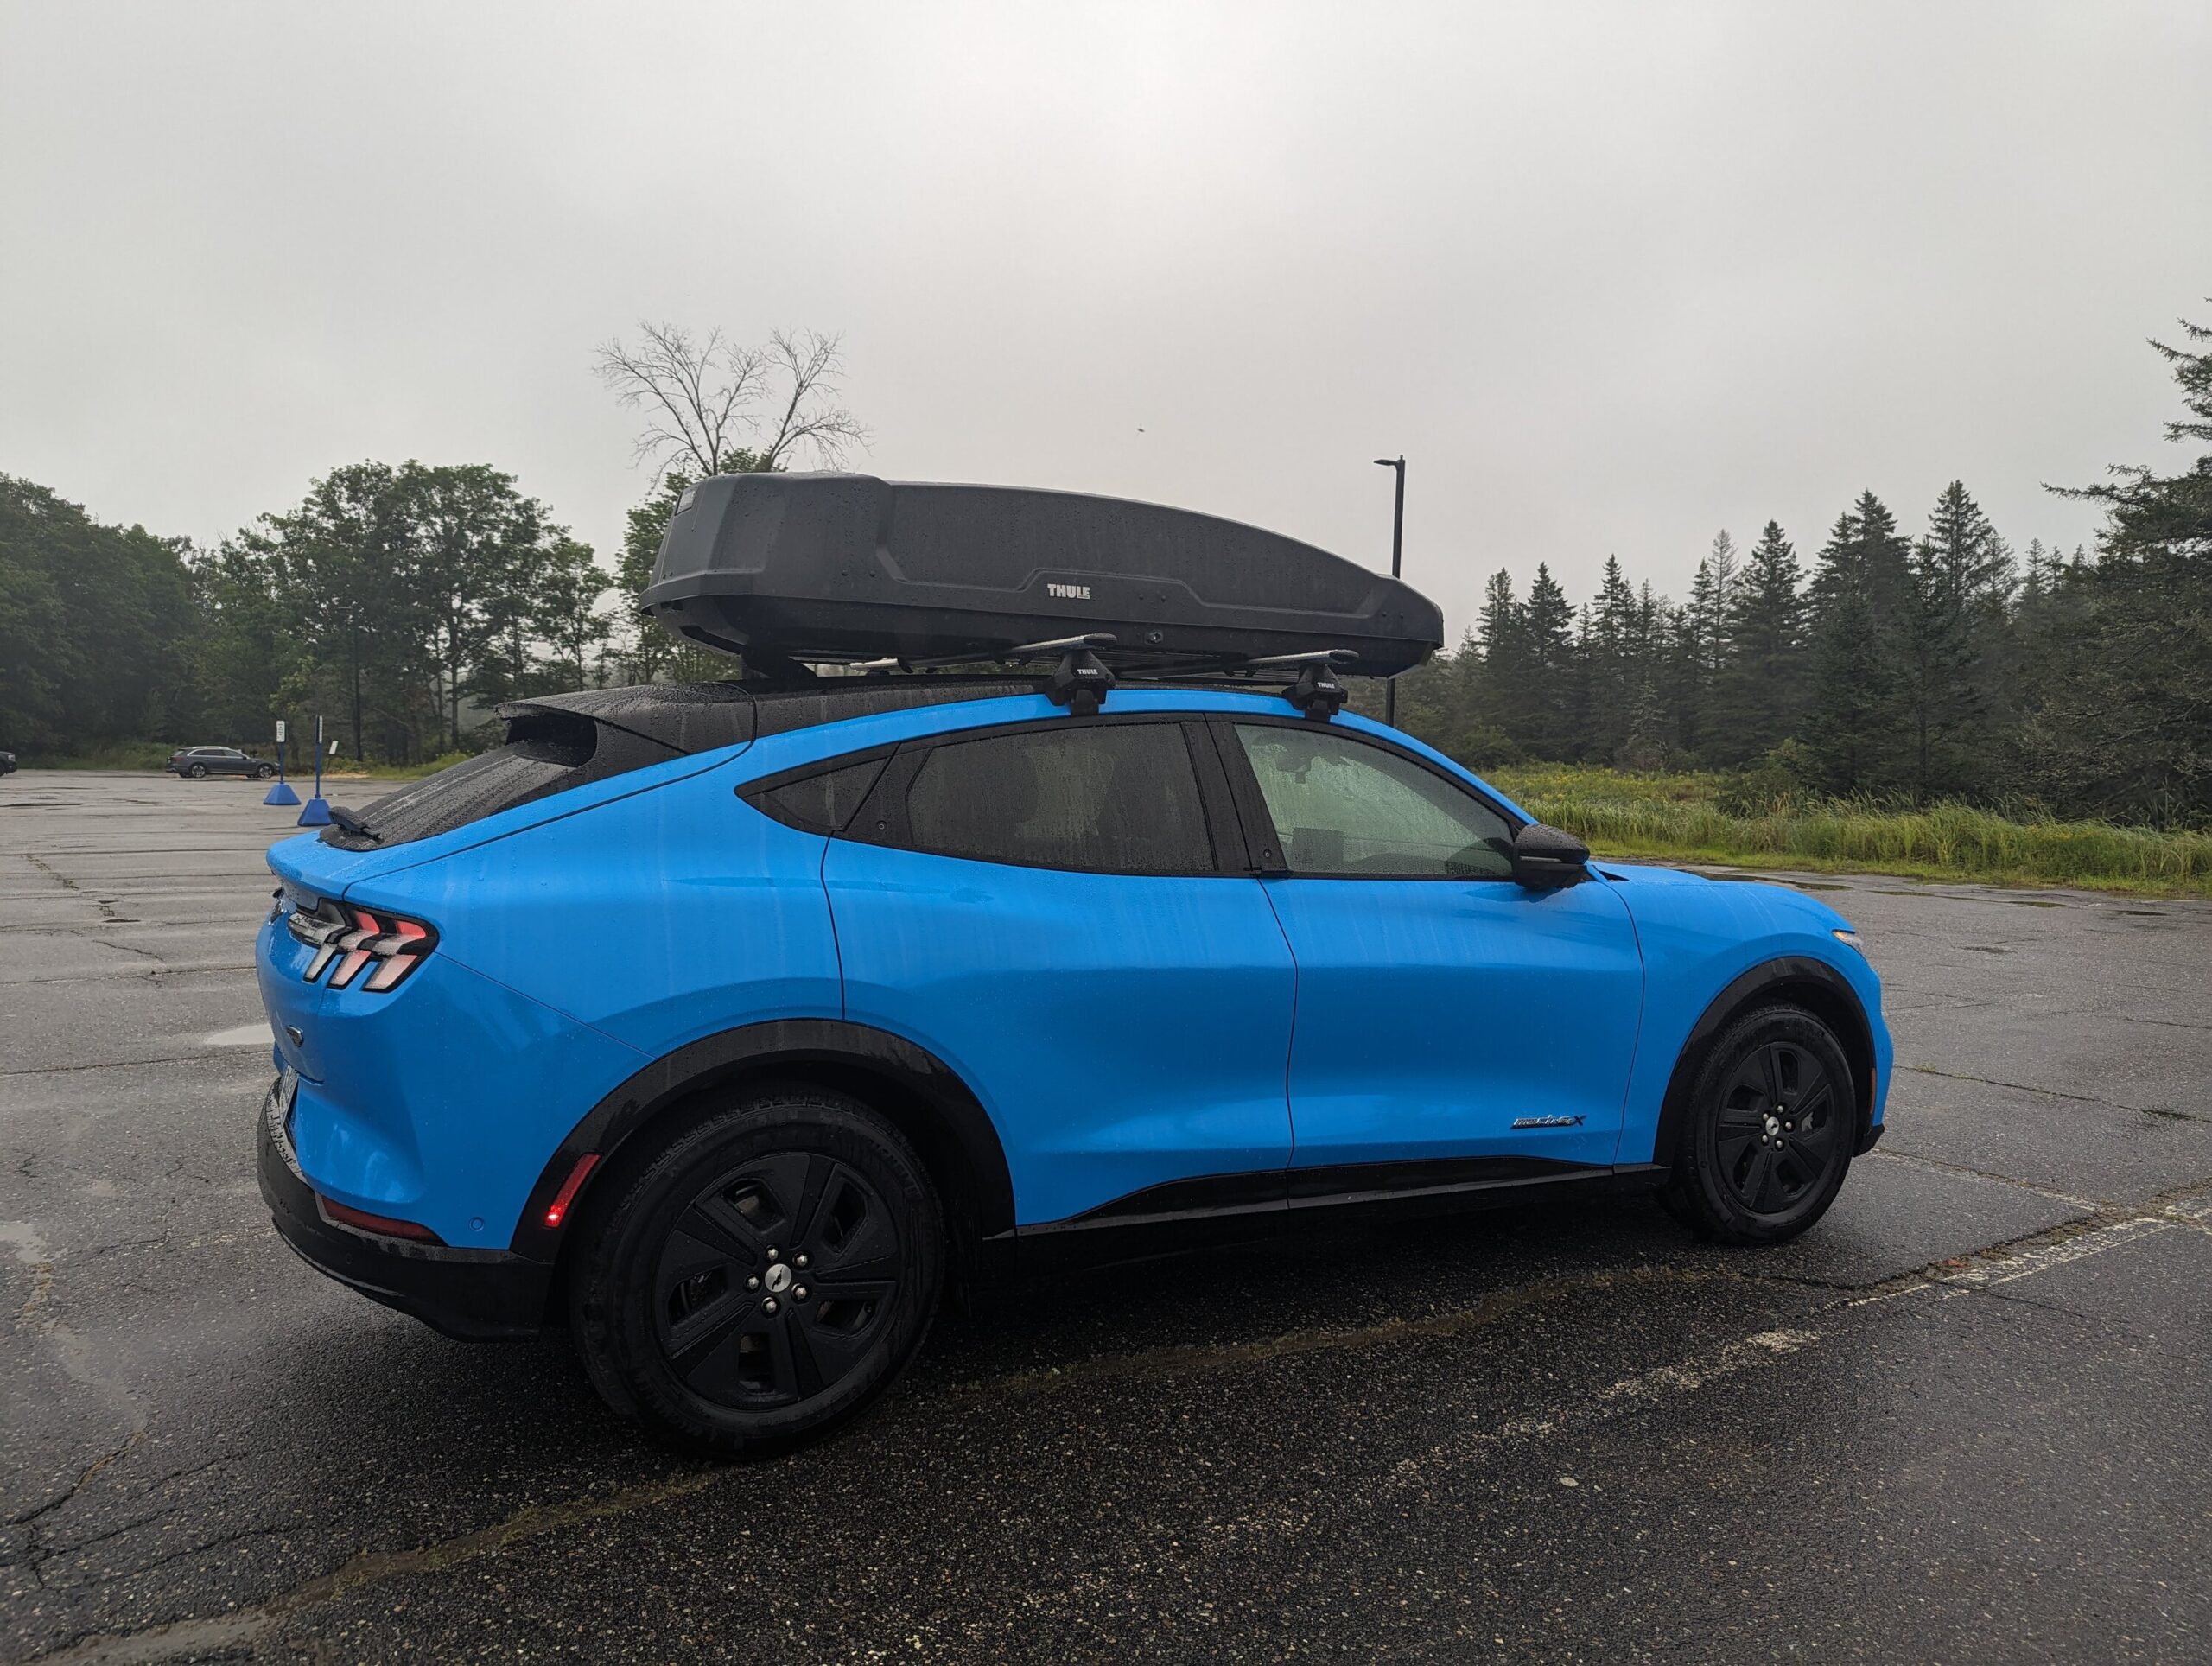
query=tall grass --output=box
[1486,765,2212,897]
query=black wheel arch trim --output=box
[1649,955,1878,1170]
[512,1019,1016,1272]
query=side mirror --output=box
[1512,822,1590,889]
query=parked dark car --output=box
[0,749,16,775]
[167,746,276,779]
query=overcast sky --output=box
[3,2,2209,639]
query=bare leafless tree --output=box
[595,322,868,482]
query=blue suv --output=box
[254,476,1889,1454]
[255,676,1889,1453]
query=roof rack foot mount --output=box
[1286,661,1349,720]
[1046,647,1116,715]
[642,474,1443,678]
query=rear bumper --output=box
[257,1079,552,1341]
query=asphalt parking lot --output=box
[4,770,2210,1663]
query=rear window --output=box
[318,711,683,850]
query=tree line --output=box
[2,311,2204,826]
[0,325,859,764]
[1384,317,2211,827]
[1,462,611,765]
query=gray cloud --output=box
[3,0,2208,638]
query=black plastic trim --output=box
[511,1020,1018,1274]
[1649,956,1878,1170]
[1001,1157,1668,1281]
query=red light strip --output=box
[543,1153,601,1229]
[320,1195,442,1243]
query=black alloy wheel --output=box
[1716,1037,1840,1214]
[569,1089,943,1456]
[1664,1004,1855,1244]
[254,764,276,779]
[655,1150,903,1408]
[187,762,207,778]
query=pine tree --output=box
[1521,563,1578,759]
[1582,556,1637,763]
[2027,310,2212,820]
[1473,569,1526,747]
[1899,481,2008,800]
[1682,530,1738,753]
[1709,520,1806,767]
[1802,495,1911,794]
[1617,581,1678,770]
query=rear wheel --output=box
[187,763,207,779]
[1664,1004,1855,1245]
[569,1088,944,1457]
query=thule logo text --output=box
[1047,582,1092,600]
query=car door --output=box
[820,714,1296,1225]
[1215,718,1644,1173]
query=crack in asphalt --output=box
[0,1054,257,1081]
[18,856,139,931]
[1859,1145,2098,1208]
[1900,1063,2209,1122]
[2117,1012,2212,1033]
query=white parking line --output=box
[201,1023,271,1048]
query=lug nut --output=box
[795,1254,809,1269]
[763,1297,779,1313]
[747,1276,760,1291]
[766,1247,779,1262]
[794,1286,808,1300]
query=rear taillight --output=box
[289,899,437,992]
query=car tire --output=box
[187,763,207,779]
[1662,1003,1855,1246]
[568,1087,944,1458]
[254,764,275,779]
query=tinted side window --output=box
[751,757,888,834]
[898,724,1214,874]
[1232,724,1515,879]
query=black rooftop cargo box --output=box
[643,473,1443,677]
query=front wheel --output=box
[569,1088,944,1457]
[1663,1004,1855,1245]
[253,764,275,779]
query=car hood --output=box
[1602,861,1857,935]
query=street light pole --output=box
[1373,455,1406,727]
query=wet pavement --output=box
[3,770,2209,1663]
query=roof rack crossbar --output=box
[1237,648,1361,671]
[850,633,1118,676]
